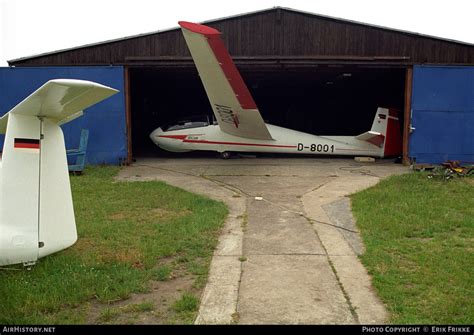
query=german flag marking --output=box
[14,138,40,150]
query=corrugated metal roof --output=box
[8,6,473,65]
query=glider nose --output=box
[150,127,163,144]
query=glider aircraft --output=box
[0,79,118,266]
[150,21,402,159]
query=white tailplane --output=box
[0,79,118,266]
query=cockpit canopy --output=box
[162,114,216,132]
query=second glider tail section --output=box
[356,107,402,157]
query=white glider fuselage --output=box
[151,123,385,157]
[150,21,402,158]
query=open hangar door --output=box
[128,64,406,159]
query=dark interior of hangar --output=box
[129,66,406,157]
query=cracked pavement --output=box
[117,156,408,324]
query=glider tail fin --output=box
[37,118,77,260]
[356,107,402,157]
[378,107,402,157]
[0,79,118,266]
[0,113,42,266]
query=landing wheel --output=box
[221,151,231,159]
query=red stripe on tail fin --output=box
[178,21,257,110]
[384,109,402,157]
[367,134,385,147]
[178,21,220,36]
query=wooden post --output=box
[124,66,133,165]
[402,66,413,165]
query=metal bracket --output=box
[23,260,36,269]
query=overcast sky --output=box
[1,0,473,66]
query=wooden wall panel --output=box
[10,8,473,66]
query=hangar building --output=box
[2,7,473,164]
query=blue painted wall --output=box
[410,66,474,164]
[0,66,126,165]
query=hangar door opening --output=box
[128,65,406,159]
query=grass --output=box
[170,292,200,323]
[351,172,473,324]
[98,302,155,323]
[0,166,227,324]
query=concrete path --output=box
[117,157,408,324]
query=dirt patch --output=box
[72,238,96,254]
[109,212,127,220]
[86,273,199,324]
[72,237,143,264]
[98,248,143,264]
[108,208,191,222]
[464,178,474,186]
[149,208,191,220]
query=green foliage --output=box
[170,292,199,324]
[153,266,172,281]
[172,292,199,313]
[98,302,155,323]
[352,173,473,324]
